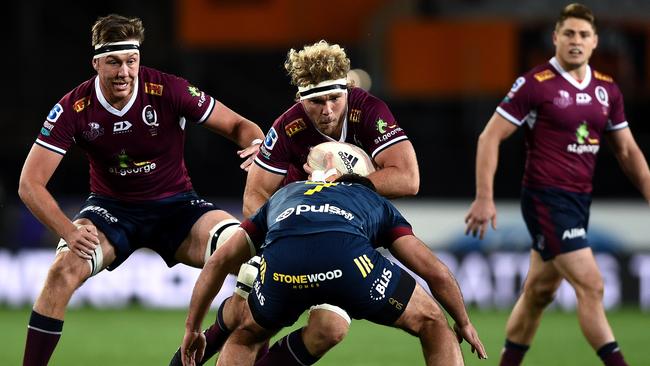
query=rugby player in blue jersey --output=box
[180,174,486,366]
[170,40,424,365]
[18,14,264,366]
[464,4,650,366]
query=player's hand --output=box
[454,322,488,360]
[63,224,100,260]
[464,198,497,240]
[181,330,206,366]
[238,140,262,172]
[305,152,340,182]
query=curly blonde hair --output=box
[284,40,351,88]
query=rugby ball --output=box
[307,141,375,176]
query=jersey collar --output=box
[94,75,139,117]
[549,57,592,90]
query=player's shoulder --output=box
[348,87,386,110]
[526,62,558,84]
[138,66,189,98]
[272,103,310,138]
[59,77,95,114]
[592,69,615,84]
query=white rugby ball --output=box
[307,141,376,176]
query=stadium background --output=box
[2,0,650,365]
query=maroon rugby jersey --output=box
[254,87,408,184]
[35,66,216,201]
[497,57,628,193]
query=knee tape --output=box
[205,219,241,263]
[56,238,104,277]
[234,256,261,299]
[309,304,352,325]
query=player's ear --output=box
[92,58,99,72]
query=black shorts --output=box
[247,232,416,330]
[521,187,591,261]
[74,191,219,270]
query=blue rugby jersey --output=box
[241,181,413,251]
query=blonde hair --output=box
[284,40,351,88]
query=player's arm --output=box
[18,144,99,259]
[201,100,265,170]
[464,112,518,239]
[370,141,419,198]
[605,127,650,203]
[242,163,284,217]
[389,234,486,358]
[182,228,252,364]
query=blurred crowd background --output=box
[1,1,650,239]
[2,0,650,308]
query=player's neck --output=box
[558,61,588,82]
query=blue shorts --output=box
[74,191,219,270]
[521,187,591,261]
[247,232,416,330]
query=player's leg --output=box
[500,250,562,365]
[216,300,278,366]
[24,218,117,366]
[255,305,351,366]
[169,209,244,365]
[392,284,463,366]
[553,248,628,365]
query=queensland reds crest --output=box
[142,105,159,136]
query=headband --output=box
[93,40,140,59]
[298,78,348,100]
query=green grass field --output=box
[1,306,647,365]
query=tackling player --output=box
[170,39,423,365]
[181,174,487,366]
[464,4,650,366]
[18,14,264,366]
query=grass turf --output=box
[1,306,647,365]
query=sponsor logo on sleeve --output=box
[373,118,402,144]
[41,120,56,136]
[285,118,306,137]
[144,82,164,96]
[73,96,91,112]
[510,76,526,93]
[187,85,201,97]
[593,71,613,83]
[533,69,555,82]
[47,103,63,122]
[349,108,361,123]
[263,127,278,150]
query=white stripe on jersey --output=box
[254,157,287,175]
[35,139,66,155]
[606,120,629,131]
[198,97,216,124]
[371,135,408,159]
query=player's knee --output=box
[412,303,448,336]
[524,282,557,308]
[574,277,604,302]
[305,308,350,352]
[205,218,242,264]
[47,254,88,291]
